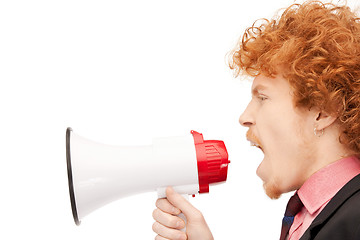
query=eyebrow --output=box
[251,84,268,96]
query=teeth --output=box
[250,141,263,151]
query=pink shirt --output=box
[288,156,360,240]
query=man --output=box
[152,1,360,239]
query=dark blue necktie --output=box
[280,193,304,240]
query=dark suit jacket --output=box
[299,173,360,240]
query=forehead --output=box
[251,74,292,95]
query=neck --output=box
[306,125,355,182]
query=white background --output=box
[1,0,359,239]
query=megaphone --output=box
[66,127,230,225]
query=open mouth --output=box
[246,130,264,152]
[250,141,263,152]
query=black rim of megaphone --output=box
[66,127,81,226]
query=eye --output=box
[258,94,268,101]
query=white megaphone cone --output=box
[66,127,230,225]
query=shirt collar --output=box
[297,156,360,215]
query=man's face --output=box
[240,74,316,199]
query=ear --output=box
[314,111,337,130]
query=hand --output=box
[152,186,214,240]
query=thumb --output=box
[166,187,199,219]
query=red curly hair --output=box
[229,0,360,154]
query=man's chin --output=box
[263,180,282,200]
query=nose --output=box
[239,104,255,127]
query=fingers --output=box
[156,198,181,215]
[152,221,187,240]
[165,187,202,221]
[152,208,185,229]
[153,187,213,240]
[153,189,187,240]
[154,235,169,240]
